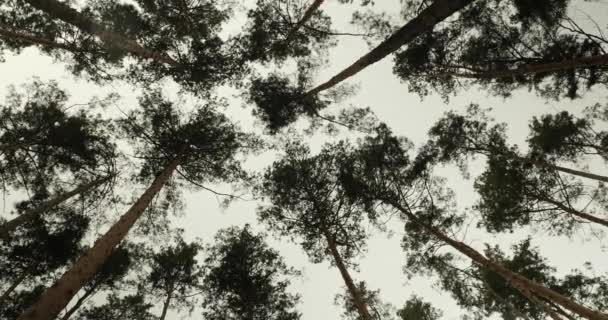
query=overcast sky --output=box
[1,1,608,320]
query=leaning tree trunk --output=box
[22,0,177,65]
[0,175,113,240]
[0,272,27,305]
[285,0,325,41]
[159,291,173,320]
[59,287,96,320]
[517,286,564,320]
[386,199,608,320]
[305,0,475,96]
[550,164,608,184]
[0,24,76,52]
[322,227,372,320]
[539,196,608,229]
[18,158,180,320]
[451,54,608,79]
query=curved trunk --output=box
[18,158,180,320]
[0,272,27,305]
[0,175,113,240]
[386,199,608,320]
[22,0,177,65]
[322,227,372,320]
[286,0,325,41]
[550,165,608,184]
[306,0,475,96]
[0,25,76,51]
[451,54,608,79]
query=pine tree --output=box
[391,0,607,100]
[146,239,203,320]
[18,89,254,320]
[258,141,393,320]
[201,225,301,320]
[248,0,476,131]
[420,106,608,233]
[336,126,608,320]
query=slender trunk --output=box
[321,227,372,320]
[386,199,608,320]
[0,24,76,52]
[451,54,608,79]
[550,164,608,184]
[286,0,325,41]
[517,287,564,320]
[22,0,177,65]
[0,272,27,305]
[159,291,172,320]
[18,158,180,320]
[0,175,113,240]
[540,197,608,229]
[549,301,578,320]
[305,0,475,96]
[59,287,96,320]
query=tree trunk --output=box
[451,54,608,79]
[321,227,372,320]
[286,0,325,41]
[540,197,608,229]
[305,0,475,96]
[0,175,113,240]
[17,158,180,320]
[0,272,27,305]
[550,164,608,184]
[59,287,96,320]
[22,0,177,65]
[159,291,172,320]
[517,286,564,320]
[386,199,608,320]
[0,24,76,51]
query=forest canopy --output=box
[0,1,607,320]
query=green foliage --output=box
[249,74,327,133]
[396,296,442,320]
[0,208,89,282]
[74,293,157,320]
[0,80,116,191]
[201,225,300,320]
[335,281,394,320]
[392,0,607,100]
[258,140,378,263]
[239,0,334,64]
[119,89,251,184]
[416,239,608,320]
[145,238,202,316]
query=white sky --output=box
[1,1,608,319]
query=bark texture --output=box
[0,175,113,240]
[0,24,75,51]
[286,0,325,41]
[541,197,608,229]
[551,165,608,184]
[306,0,475,96]
[387,199,608,320]
[22,0,177,65]
[18,159,180,320]
[452,54,608,79]
[322,227,372,320]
